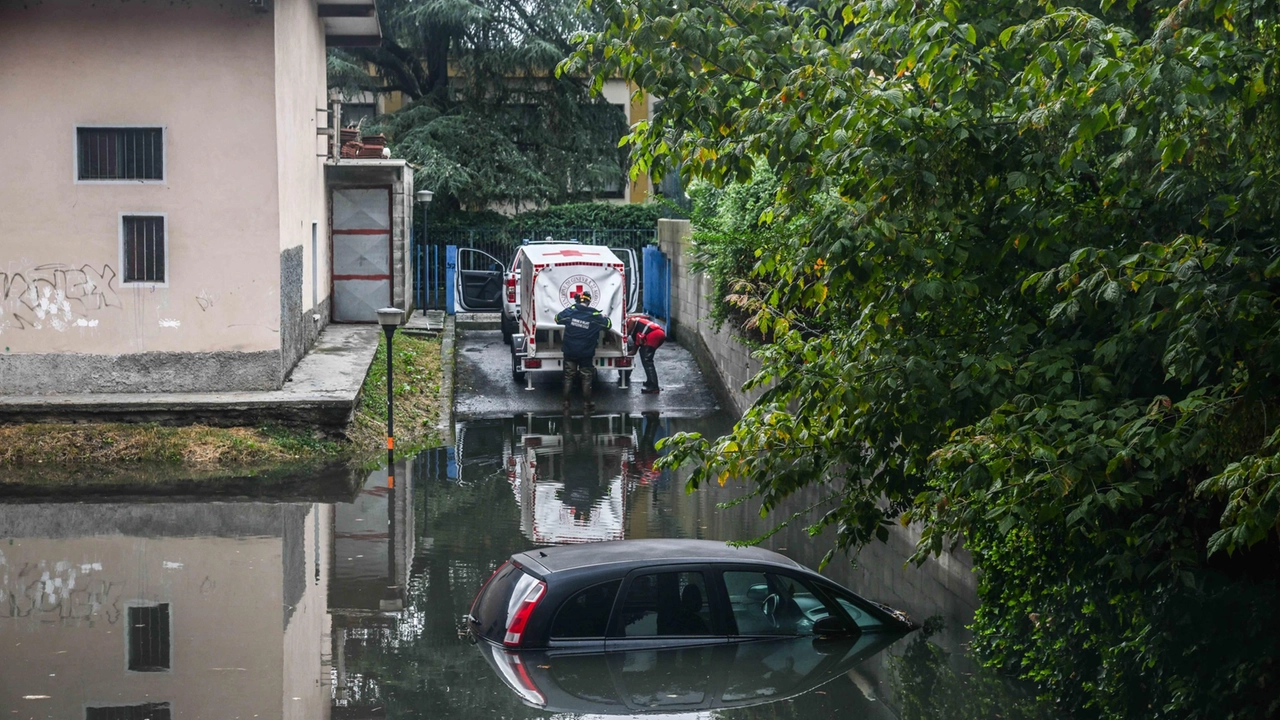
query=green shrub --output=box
[426,200,677,230]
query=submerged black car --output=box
[467,539,914,651]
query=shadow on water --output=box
[0,412,1054,719]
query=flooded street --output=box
[1,412,994,719]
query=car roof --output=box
[513,539,805,575]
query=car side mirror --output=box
[813,616,857,638]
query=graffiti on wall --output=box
[0,263,121,333]
[0,556,121,625]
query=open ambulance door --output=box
[455,248,505,311]
[609,247,641,313]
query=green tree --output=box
[565,0,1280,716]
[329,0,629,211]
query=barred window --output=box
[126,603,171,671]
[77,127,164,181]
[86,703,171,720]
[121,215,166,284]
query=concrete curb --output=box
[437,315,457,445]
[0,326,379,431]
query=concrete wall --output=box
[657,218,767,415]
[0,0,284,392]
[655,218,979,705]
[274,0,331,378]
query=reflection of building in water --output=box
[504,414,635,545]
[0,502,331,720]
[330,460,414,714]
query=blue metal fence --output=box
[413,226,657,311]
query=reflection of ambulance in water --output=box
[506,416,635,545]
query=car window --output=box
[722,571,836,636]
[618,571,712,637]
[550,580,620,639]
[824,588,885,630]
[471,562,522,642]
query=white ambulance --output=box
[509,244,633,387]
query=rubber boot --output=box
[562,359,575,410]
[582,365,595,414]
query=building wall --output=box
[601,79,656,205]
[274,0,332,378]
[657,219,768,415]
[0,534,285,717]
[282,505,332,720]
[0,0,286,392]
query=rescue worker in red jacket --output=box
[624,313,667,394]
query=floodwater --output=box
[0,412,1022,720]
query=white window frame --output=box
[118,212,170,288]
[121,600,174,674]
[74,125,167,185]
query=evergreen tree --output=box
[329,0,628,211]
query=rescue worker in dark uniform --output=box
[624,313,667,394]
[555,290,612,413]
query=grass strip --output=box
[0,334,444,485]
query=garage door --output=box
[332,187,391,322]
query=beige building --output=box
[0,0,393,394]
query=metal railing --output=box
[414,226,657,310]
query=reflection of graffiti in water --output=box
[0,558,121,625]
[0,263,122,333]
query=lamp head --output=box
[415,190,434,204]
[376,307,403,335]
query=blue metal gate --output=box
[643,245,670,323]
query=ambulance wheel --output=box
[501,314,514,345]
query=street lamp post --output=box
[376,307,404,488]
[415,190,434,310]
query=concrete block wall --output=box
[658,218,979,669]
[658,218,767,415]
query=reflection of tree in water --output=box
[889,618,1052,720]
[341,458,545,720]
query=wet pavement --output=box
[0,410,1007,719]
[454,329,721,419]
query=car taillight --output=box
[617,356,632,367]
[524,359,542,369]
[506,276,517,303]
[503,578,546,647]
